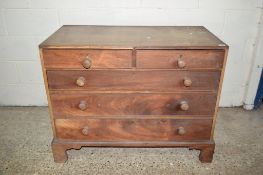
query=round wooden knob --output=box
[82,57,92,69]
[82,127,89,136]
[78,100,88,110]
[76,76,85,87]
[177,126,186,135]
[177,59,186,68]
[183,78,192,87]
[180,101,189,111]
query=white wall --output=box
[243,11,263,109]
[0,0,262,106]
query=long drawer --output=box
[47,70,220,91]
[42,49,133,69]
[50,92,217,117]
[55,118,212,141]
[136,50,224,69]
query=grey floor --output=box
[0,106,263,175]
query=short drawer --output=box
[42,49,132,69]
[55,118,212,141]
[47,70,220,91]
[50,92,217,117]
[136,50,224,69]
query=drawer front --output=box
[136,50,224,69]
[50,92,217,117]
[55,118,212,141]
[42,49,132,69]
[47,70,220,91]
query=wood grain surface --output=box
[43,49,132,69]
[39,26,228,49]
[47,70,220,91]
[50,92,217,117]
[55,118,212,141]
[136,49,224,69]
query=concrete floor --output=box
[0,107,262,175]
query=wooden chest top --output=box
[39,26,228,49]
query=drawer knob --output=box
[76,76,86,87]
[180,101,189,111]
[82,127,89,136]
[183,78,192,87]
[177,58,186,68]
[82,57,92,69]
[78,100,88,110]
[177,126,186,135]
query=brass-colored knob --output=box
[177,126,186,135]
[183,78,192,87]
[180,101,189,111]
[76,76,85,87]
[82,127,89,136]
[177,58,186,68]
[82,57,92,69]
[78,100,88,110]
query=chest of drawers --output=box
[39,26,228,163]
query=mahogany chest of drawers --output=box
[39,26,228,163]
